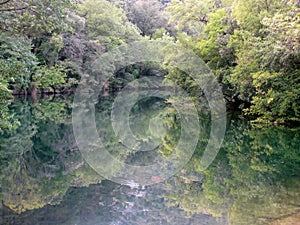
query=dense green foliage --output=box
[1,2,299,224]
[0,0,141,131]
[0,0,299,130]
[165,0,300,124]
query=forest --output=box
[0,1,300,224]
[0,0,299,132]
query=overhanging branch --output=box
[0,0,11,6]
[0,6,28,11]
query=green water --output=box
[0,95,299,225]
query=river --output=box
[0,95,299,225]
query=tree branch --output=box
[0,6,28,12]
[198,17,208,24]
[0,0,11,6]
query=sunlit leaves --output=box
[33,65,67,91]
[77,0,140,47]
[247,70,300,123]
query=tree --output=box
[32,65,68,93]
[0,0,75,37]
[166,0,233,36]
[165,0,300,123]
[124,0,168,36]
[230,2,300,123]
[77,0,141,48]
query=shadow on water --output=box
[0,95,299,225]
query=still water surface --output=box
[0,95,299,225]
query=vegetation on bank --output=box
[0,0,299,131]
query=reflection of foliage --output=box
[31,97,70,123]
[157,108,181,156]
[163,149,229,218]
[225,123,300,180]
[229,178,300,225]
[163,117,300,224]
[249,126,300,175]
[164,176,224,217]
[1,98,299,224]
[95,95,171,164]
[0,97,103,213]
[1,179,225,225]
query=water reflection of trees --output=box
[0,97,103,213]
[1,97,299,225]
[163,119,300,224]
